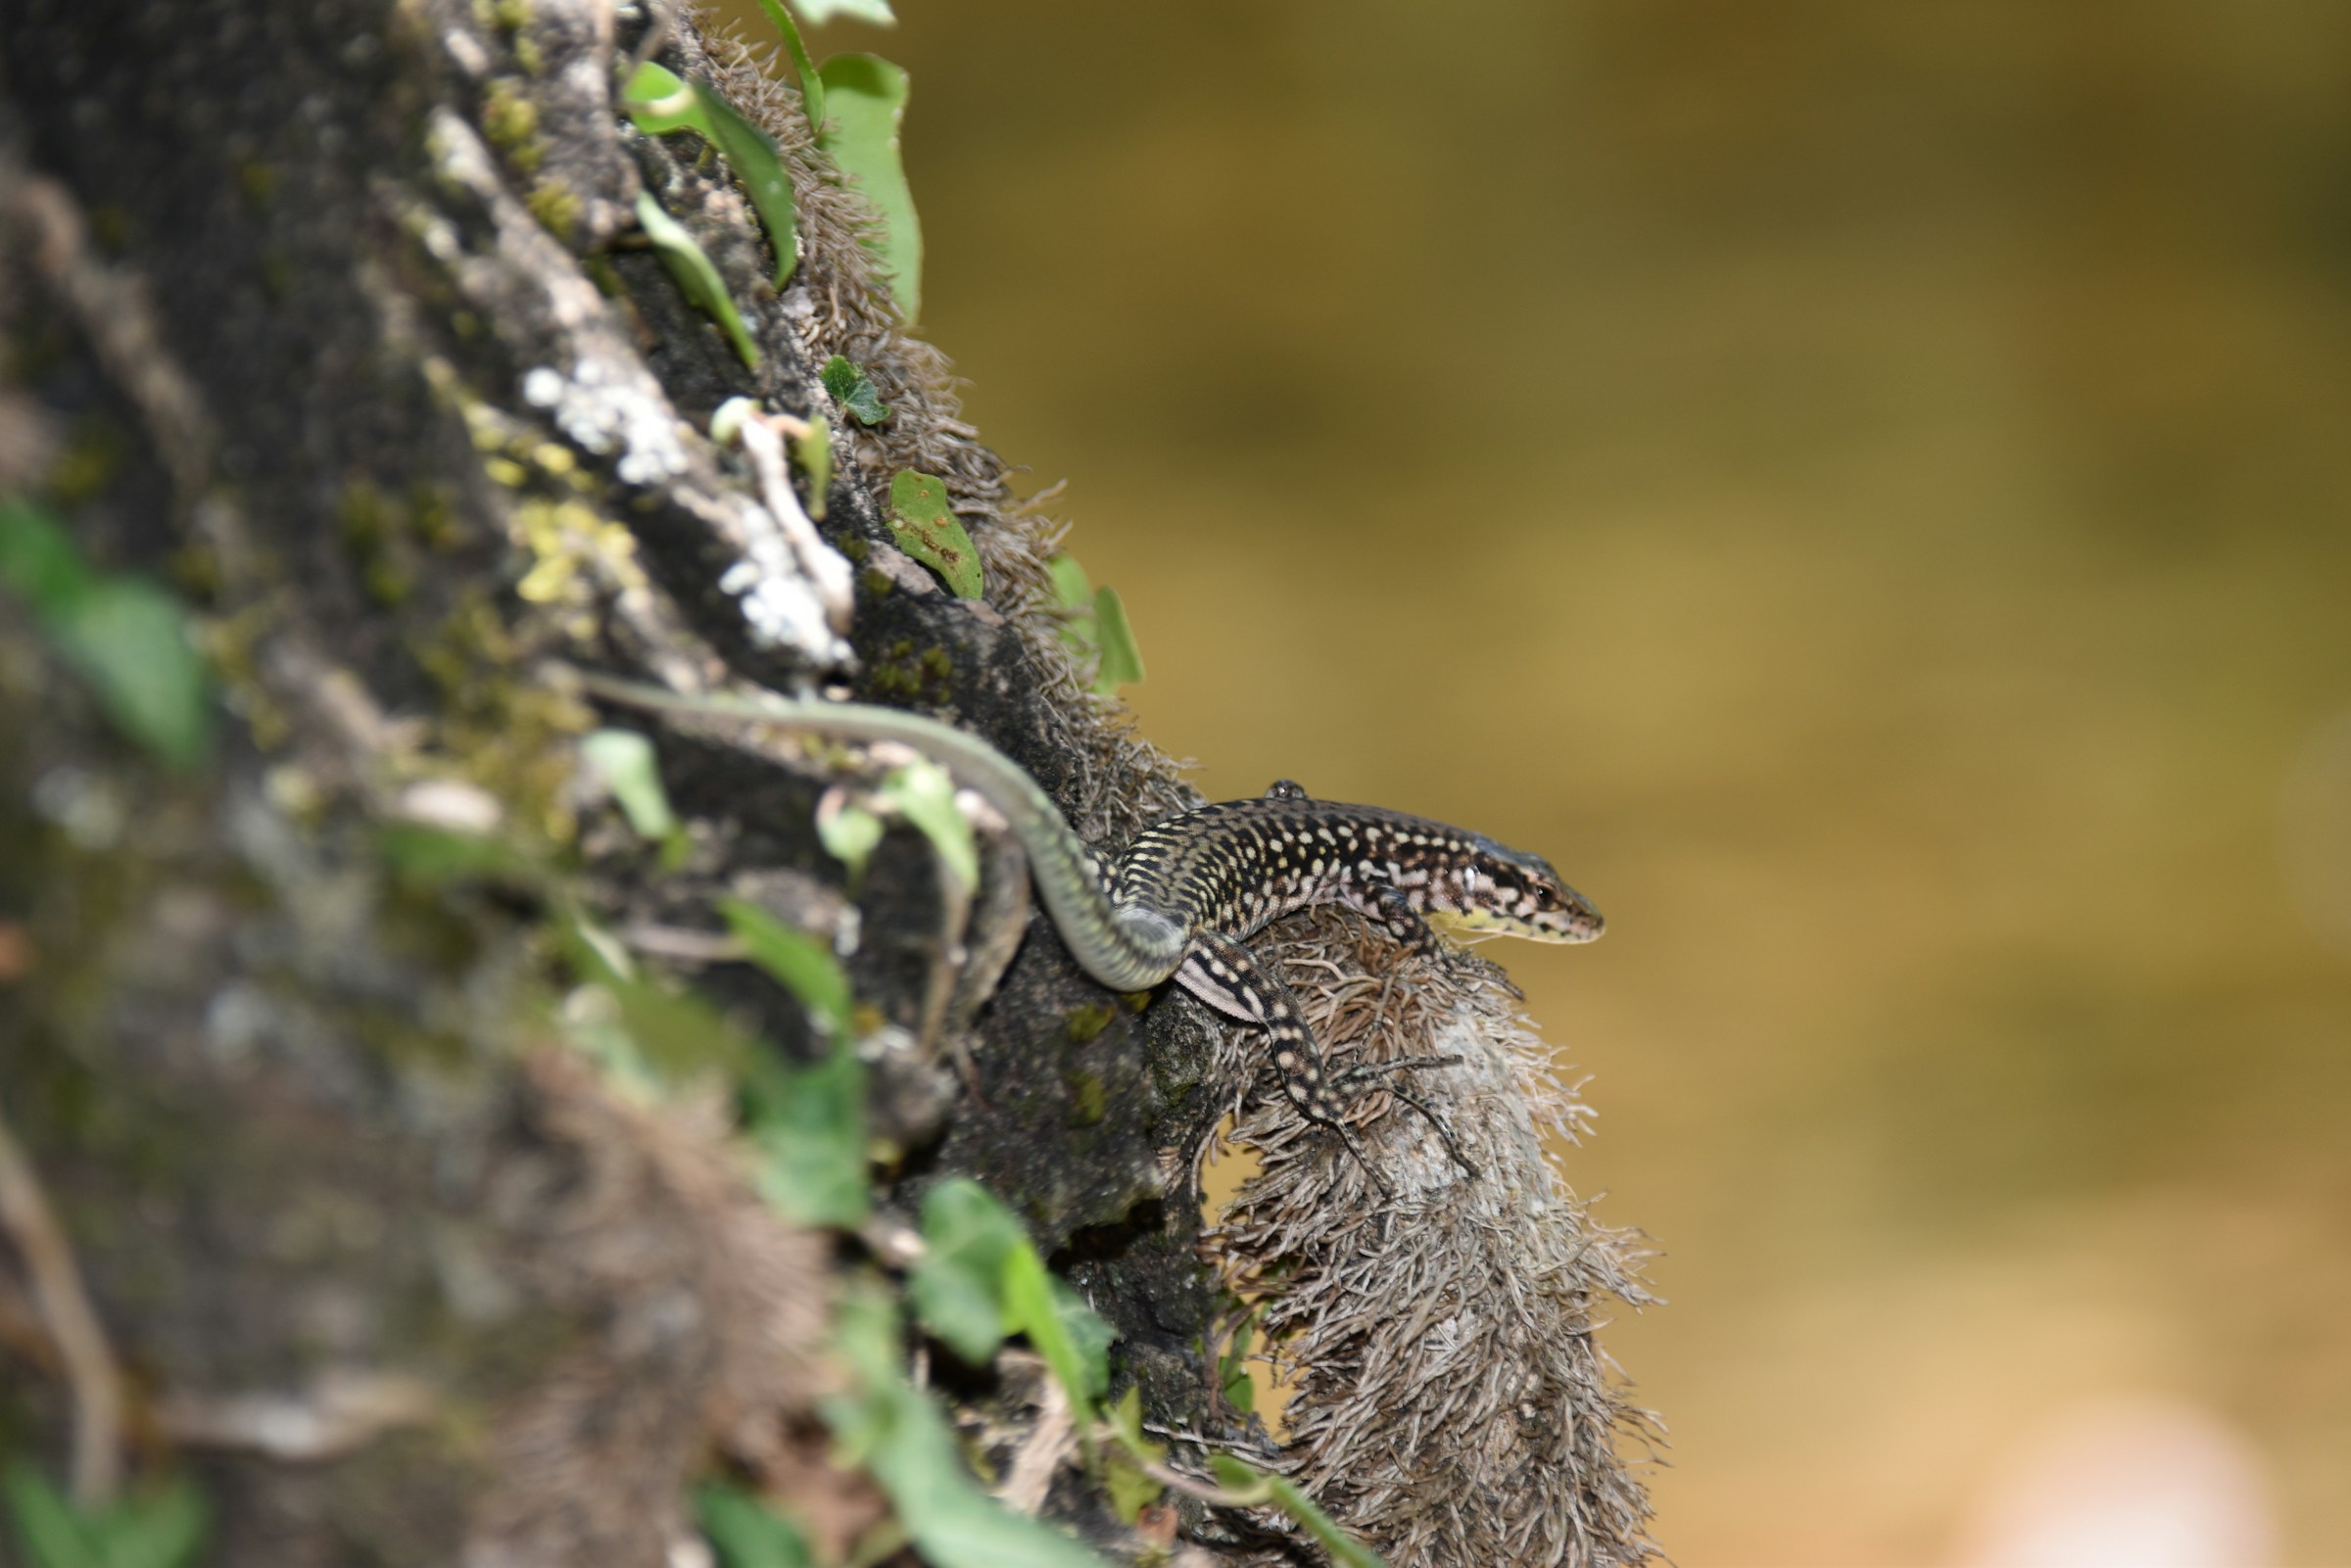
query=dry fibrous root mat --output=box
[0,0,1658,1561]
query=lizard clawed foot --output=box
[1327,1055,1479,1182]
[1302,1055,1479,1187]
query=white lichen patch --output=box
[520,358,688,486]
[715,494,849,664]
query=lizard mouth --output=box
[1429,903,1605,944]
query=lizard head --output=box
[1434,841,1606,944]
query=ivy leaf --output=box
[908,1177,1026,1365]
[636,191,761,370]
[696,1481,815,1568]
[622,63,799,285]
[886,470,983,598]
[816,54,922,321]
[825,1292,1111,1568]
[820,355,891,425]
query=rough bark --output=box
[0,2,1656,1563]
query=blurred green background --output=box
[745,2,2351,1560]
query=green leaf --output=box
[2,499,213,771]
[377,824,549,890]
[1045,553,1091,612]
[1048,1275,1117,1402]
[795,411,834,520]
[743,1037,870,1227]
[623,64,799,286]
[815,54,921,321]
[1088,586,1144,691]
[0,496,97,608]
[696,1481,814,1568]
[637,191,761,370]
[877,758,978,893]
[814,796,883,883]
[820,355,891,425]
[1040,555,1140,692]
[1101,1388,1167,1525]
[885,471,983,598]
[1004,1248,1112,1410]
[748,0,826,134]
[1219,1301,1264,1416]
[909,1177,1025,1365]
[2,1464,94,1568]
[825,1292,1111,1568]
[49,578,214,771]
[1208,1457,1387,1568]
[2,1463,210,1568]
[719,895,852,1044]
[564,920,762,1084]
[581,728,680,840]
[793,0,895,24]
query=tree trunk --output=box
[0,2,1656,1563]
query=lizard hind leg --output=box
[1178,928,1431,1199]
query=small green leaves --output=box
[0,498,213,771]
[814,793,884,883]
[2,1462,210,1568]
[719,896,852,1045]
[696,1483,814,1568]
[1045,554,1145,693]
[582,728,687,866]
[820,355,891,425]
[908,1179,1117,1411]
[887,471,982,598]
[816,55,922,321]
[826,1290,1110,1568]
[877,759,977,893]
[1208,1457,1389,1568]
[623,63,799,286]
[636,191,761,370]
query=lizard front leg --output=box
[1177,928,1470,1192]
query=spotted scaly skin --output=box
[573,681,1604,1187]
[1117,781,1603,1183]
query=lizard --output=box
[574,675,1606,1189]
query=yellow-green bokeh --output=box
[738,2,2351,1559]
